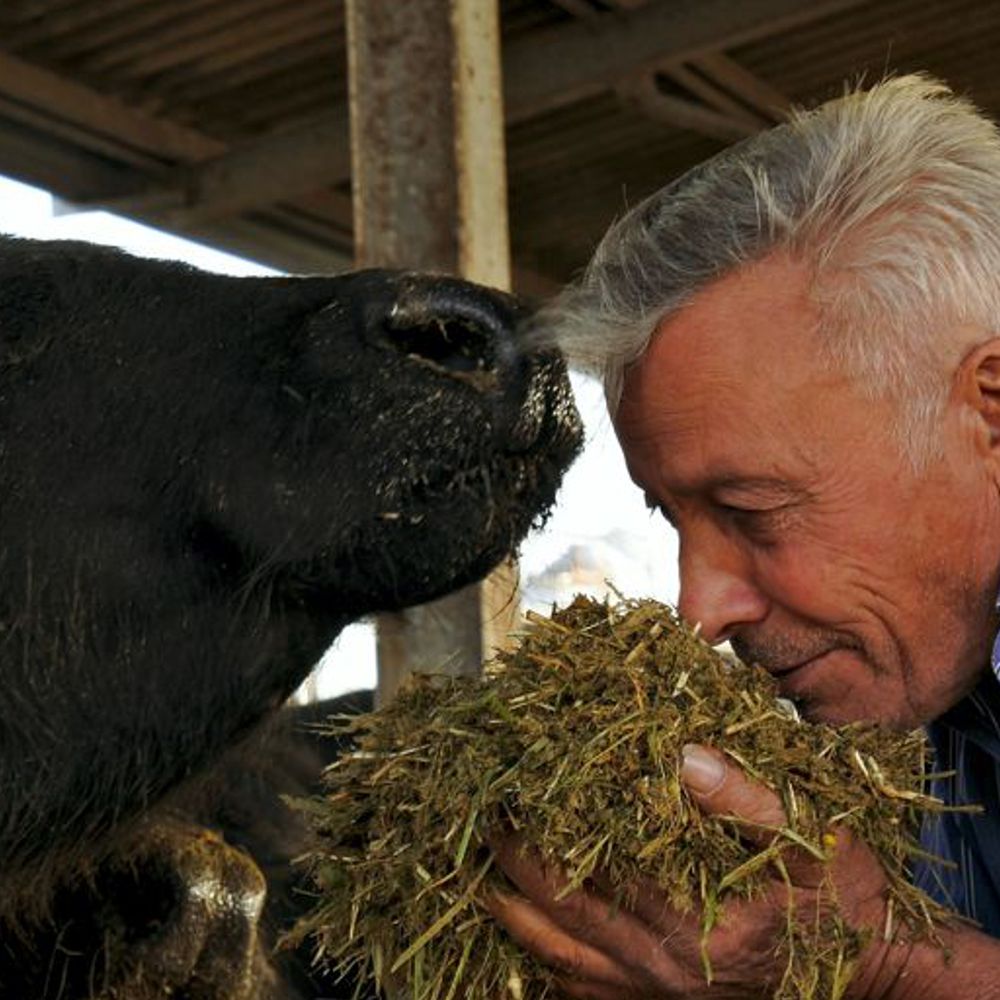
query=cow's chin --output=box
[270,450,560,623]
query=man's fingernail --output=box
[681,744,725,795]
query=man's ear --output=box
[958,337,1000,457]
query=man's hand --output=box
[487,744,909,1000]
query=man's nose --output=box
[676,533,768,644]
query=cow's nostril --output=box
[384,276,537,443]
[384,276,524,379]
[383,313,495,374]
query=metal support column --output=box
[346,0,517,705]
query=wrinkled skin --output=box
[0,237,582,996]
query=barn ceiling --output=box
[0,0,993,295]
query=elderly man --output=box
[490,76,1000,998]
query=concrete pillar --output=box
[346,0,518,705]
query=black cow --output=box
[0,237,581,997]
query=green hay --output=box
[288,595,964,1000]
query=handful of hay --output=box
[290,596,956,1000]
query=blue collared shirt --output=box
[916,630,1000,934]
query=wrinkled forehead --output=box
[622,256,823,393]
[613,257,849,483]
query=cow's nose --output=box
[384,274,522,379]
[386,274,543,450]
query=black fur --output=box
[0,237,581,996]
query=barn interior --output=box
[0,0,991,697]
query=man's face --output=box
[614,255,1000,728]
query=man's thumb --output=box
[681,744,787,839]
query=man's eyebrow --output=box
[707,475,797,490]
[655,472,809,498]
[640,477,808,516]
[705,475,810,499]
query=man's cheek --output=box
[754,545,844,615]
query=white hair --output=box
[535,75,1000,464]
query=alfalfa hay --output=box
[289,595,959,1000]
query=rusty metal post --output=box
[346,0,518,705]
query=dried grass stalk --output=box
[288,596,960,1000]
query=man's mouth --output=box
[766,650,831,676]
[731,634,866,710]
[766,649,841,700]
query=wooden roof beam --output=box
[621,56,792,144]
[547,0,601,21]
[0,49,221,169]
[572,0,782,141]
[0,48,347,218]
[503,0,864,120]
[0,50,352,272]
[7,0,225,52]
[615,74,759,142]
[69,0,864,221]
[155,112,351,225]
[77,0,323,77]
[661,63,771,131]
[0,49,555,291]
[690,51,792,123]
[0,0,852,223]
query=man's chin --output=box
[791,696,904,728]
[794,698,883,728]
